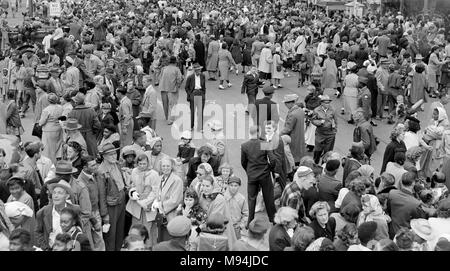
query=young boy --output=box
[224,176,248,240]
[1,68,8,101]
[176,130,196,187]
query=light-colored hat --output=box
[295,166,314,178]
[71,92,86,104]
[283,94,299,103]
[180,130,192,140]
[192,63,203,70]
[363,60,371,67]
[415,54,424,60]
[55,160,78,175]
[148,137,162,149]
[5,201,33,218]
[410,218,435,241]
[167,215,192,237]
[98,143,120,155]
[61,118,82,130]
[48,179,74,197]
[367,65,377,74]
[65,55,75,64]
[319,94,332,102]
[207,120,223,131]
[347,62,357,70]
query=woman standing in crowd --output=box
[217,43,236,90]
[39,93,63,164]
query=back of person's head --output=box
[291,226,315,251]
[24,142,40,158]
[9,228,32,251]
[381,172,395,187]
[340,203,361,223]
[401,171,416,187]
[394,228,415,251]
[129,223,149,244]
[394,152,406,165]
[376,239,399,251]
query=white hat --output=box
[410,219,435,241]
[363,60,371,67]
[5,201,33,218]
[180,130,192,140]
[65,56,75,64]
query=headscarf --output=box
[357,165,374,178]
[148,137,162,149]
[53,28,64,40]
[357,194,390,226]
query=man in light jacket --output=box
[159,56,183,125]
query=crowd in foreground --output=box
[1,0,450,251]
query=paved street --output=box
[18,69,438,196]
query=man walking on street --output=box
[185,63,206,132]
[159,56,183,125]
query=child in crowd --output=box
[223,176,248,240]
[52,233,73,251]
[298,55,309,87]
[176,130,196,186]
[215,163,233,193]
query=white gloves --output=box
[131,190,140,201]
[102,224,111,233]
[151,200,161,212]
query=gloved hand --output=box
[130,190,140,201]
[151,200,160,211]
[102,223,111,233]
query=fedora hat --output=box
[48,179,74,198]
[283,94,299,103]
[71,92,86,104]
[61,118,82,130]
[99,143,120,155]
[410,218,435,241]
[415,54,424,60]
[136,111,152,119]
[55,160,78,175]
[192,63,203,70]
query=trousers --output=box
[189,95,205,130]
[104,198,126,251]
[247,176,276,227]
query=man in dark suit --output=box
[194,34,206,72]
[185,63,206,131]
[241,66,263,114]
[263,120,288,190]
[241,126,277,226]
[251,86,279,139]
[317,159,342,213]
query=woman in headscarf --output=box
[145,137,169,171]
[39,93,63,164]
[421,107,449,178]
[357,194,390,241]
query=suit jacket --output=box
[185,73,206,100]
[159,64,183,93]
[268,224,291,251]
[35,203,81,251]
[241,73,261,95]
[317,174,342,213]
[158,172,184,221]
[252,97,279,130]
[240,138,274,183]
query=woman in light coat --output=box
[342,65,359,123]
[206,35,220,80]
[258,42,273,83]
[271,46,284,88]
[155,157,184,242]
[126,154,160,248]
[217,43,236,90]
[38,93,63,164]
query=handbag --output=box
[155,210,168,227]
[31,123,42,138]
[276,65,282,72]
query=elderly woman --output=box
[39,93,63,164]
[217,43,236,90]
[155,157,184,243]
[422,107,450,178]
[333,223,359,251]
[357,194,390,241]
[284,226,315,251]
[126,154,160,248]
[186,145,220,187]
[190,163,214,195]
[380,126,407,173]
[269,206,298,251]
[145,137,169,171]
[308,201,336,240]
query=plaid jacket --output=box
[279,181,307,223]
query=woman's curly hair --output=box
[337,223,358,247]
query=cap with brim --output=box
[262,86,275,95]
[136,112,152,119]
[61,118,82,130]
[283,94,299,103]
[227,176,241,186]
[6,176,25,187]
[380,59,391,65]
[99,143,120,155]
[55,160,78,175]
[71,92,85,104]
[122,148,136,158]
[192,63,203,70]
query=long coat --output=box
[281,106,306,163]
[68,104,101,157]
[194,40,206,71]
[158,172,184,222]
[39,104,63,164]
[218,49,236,81]
[206,40,220,71]
[126,169,160,222]
[118,96,134,147]
[258,47,272,73]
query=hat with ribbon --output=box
[48,179,74,197]
[55,160,78,175]
[61,118,82,130]
[98,143,120,155]
[283,94,299,103]
[410,218,435,241]
[192,63,203,70]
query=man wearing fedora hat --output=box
[97,143,127,251]
[68,93,101,157]
[159,56,182,125]
[35,179,81,251]
[185,62,207,131]
[311,95,338,164]
[281,93,306,165]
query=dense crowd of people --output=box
[0,0,450,251]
